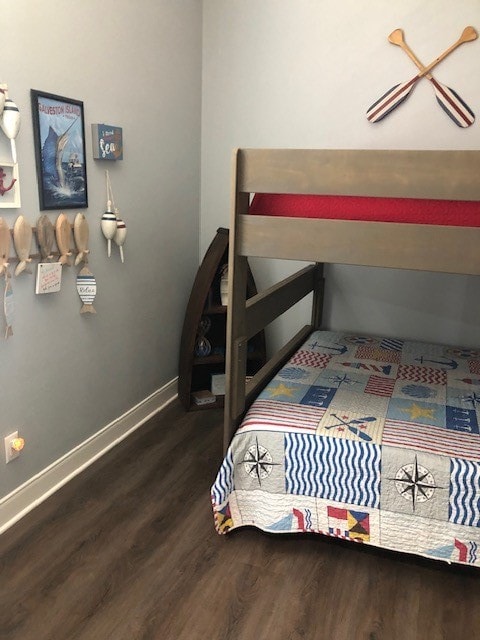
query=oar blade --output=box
[429,77,475,127]
[366,76,418,123]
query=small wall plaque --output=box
[91,124,123,160]
[0,162,20,208]
[35,262,62,294]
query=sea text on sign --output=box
[99,136,116,158]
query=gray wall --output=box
[0,1,202,499]
[201,0,480,353]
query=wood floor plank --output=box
[1,401,479,640]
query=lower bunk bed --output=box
[211,148,480,569]
[212,328,480,567]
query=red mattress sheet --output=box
[249,194,480,226]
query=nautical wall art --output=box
[31,90,88,210]
[0,162,20,208]
[367,26,477,127]
[101,170,127,261]
[91,124,123,160]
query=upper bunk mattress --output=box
[212,330,480,568]
[250,194,480,226]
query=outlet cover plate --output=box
[4,431,20,464]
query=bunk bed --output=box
[211,149,480,568]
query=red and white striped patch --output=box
[383,418,480,461]
[365,375,396,397]
[239,399,326,434]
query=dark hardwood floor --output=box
[1,400,479,640]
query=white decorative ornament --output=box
[0,88,20,164]
[0,86,5,117]
[113,215,127,263]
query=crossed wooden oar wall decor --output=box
[367,26,477,127]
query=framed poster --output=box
[31,90,88,210]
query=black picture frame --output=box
[31,89,88,210]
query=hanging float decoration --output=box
[0,86,5,117]
[113,214,127,263]
[0,87,21,163]
[101,170,117,258]
[101,170,127,260]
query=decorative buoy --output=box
[101,170,117,257]
[114,214,127,263]
[0,89,20,163]
[0,86,5,117]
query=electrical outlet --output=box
[4,431,22,464]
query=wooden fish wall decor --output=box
[13,215,32,276]
[76,266,97,314]
[0,217,10,276]
[3,272,13,339]
[55,213,72,266]
[74,213,90,266]
[36,215,55,262]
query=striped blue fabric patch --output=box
[449,458,480,527]
[211,448,234,506]
[380,338,404,351]
[284,433,380,508]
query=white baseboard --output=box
[0,378,178,535]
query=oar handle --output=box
[418,26,477,77]
[389,30,434,79]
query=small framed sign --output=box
[0,162,20,208]
[91,124,123,160]
[35,262,62,294]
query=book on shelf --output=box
[192,390,216,406]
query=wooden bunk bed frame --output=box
[224,148,480,450]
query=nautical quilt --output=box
[211,330,480,567]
